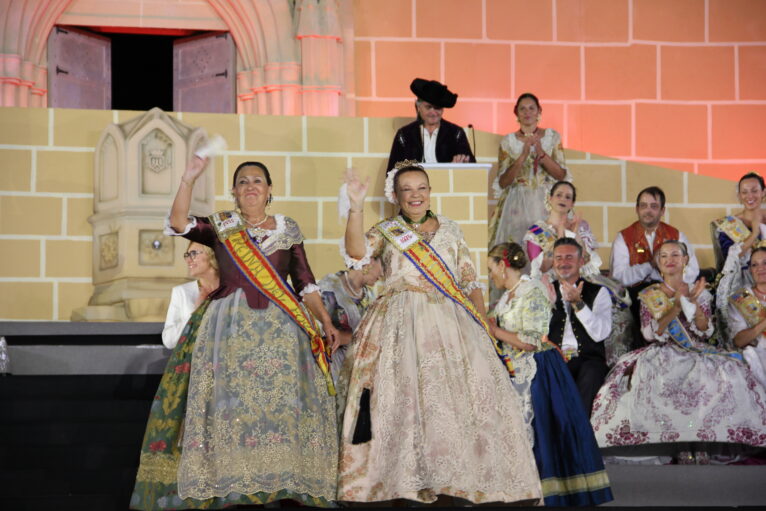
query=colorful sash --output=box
[529,223,557,253]
[714,215,751,243]
[730,287,766,328]
[640,284,743,361]
[376,217,515,377]
[210,211,335,396]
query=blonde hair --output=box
[187,241,218,273]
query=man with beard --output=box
[610,186,699,349]
[548,238,613,416]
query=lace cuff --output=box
[462,280,486,294]
[647,317,671,344]
[340,236,373,270]
[299,283,321,298]
[687,315,715,338]
[679,296,697,324]
[164,214,197,236]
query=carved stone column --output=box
[72,108,215,321]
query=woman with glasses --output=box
[132,157,341,510]
[161,242,220,349]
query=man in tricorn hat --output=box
[386,78,475,172]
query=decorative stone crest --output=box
[141,129,173,174]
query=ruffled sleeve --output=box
[516,285,552,346]
[687,290,715,339]
[163,214,217,247]
[341,224,385,270]
[548,129,570,181]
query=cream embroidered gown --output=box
[337,216,542,504]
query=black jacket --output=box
[387,119,475,172]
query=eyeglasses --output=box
[183,250,203,260]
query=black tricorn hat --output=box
[410,78,458,109]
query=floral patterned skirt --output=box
[591,341,766,448]
[337,289,542,504]
[130,290,338,510]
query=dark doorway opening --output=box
[110,33,174,111]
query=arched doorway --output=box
[0,0,354,115]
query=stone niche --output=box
[72,108,215,321]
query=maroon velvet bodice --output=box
[183,216,317,310]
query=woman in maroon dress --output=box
[131,157,340,510]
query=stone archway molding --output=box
[0,0,352,115]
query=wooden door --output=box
[47,26,111,109]
[173,32,235,113]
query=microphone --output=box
[467,124,476,160]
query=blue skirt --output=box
[530,349,613,506]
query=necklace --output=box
[754,287,766,301]
[401,210,433,228]
[342,272,364,300]
[243,214,269,228]
[519,127,539,137]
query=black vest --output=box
[548,279,606,360]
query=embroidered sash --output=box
[640,284,743,361]
[376,217,515,377]
[729,287,766,328]
[714,215,751,243]
[529,223,557,253]
[210,211,335,395]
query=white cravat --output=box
[422,125,439,163]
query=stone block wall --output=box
[0,107,743,320]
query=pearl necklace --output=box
[243,214,269,228]
[520,127,539,137]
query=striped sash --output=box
[377,217,515,377]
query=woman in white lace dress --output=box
[591,240,766,451]
[488,93,570,254]
[337,163,541,505]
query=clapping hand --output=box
[560,279,584,303]
[690,277,707,303]
[541,275,556,303]
[567,210,583,234]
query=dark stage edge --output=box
[2,322,766,509]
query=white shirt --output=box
[161,281,199,349]
[610,229,699,287]
[421,125,439,163]
[561,286,612,351]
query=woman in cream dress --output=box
[337,163,541,505]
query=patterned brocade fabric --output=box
[591,290,766,448]
[337,217,542,505]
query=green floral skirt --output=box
[130,291,338,510]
